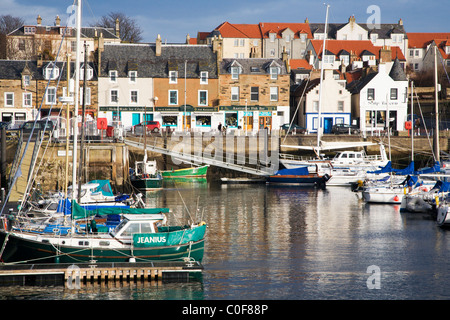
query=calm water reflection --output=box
[1,181,450,300]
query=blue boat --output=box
[267,167,330,188]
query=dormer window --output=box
[24,27,36,35]
[22,75,31,87]
[231,67,240,79]
[446,46,450,55]
[323,55,335,64]
[80,63,93,81]
[269,33,276,42]
[109,70,117,82]
[43,63,59,80]
[200,71,208,84]
[270,67,278,80]
[169,71,178,84]
[129,71,137,82]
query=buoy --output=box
[394,195,399,202]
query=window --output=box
[250,87,259,102]
[169,90,178,105]
[24,27,36,34]
[231,67,239,79]
[285,35,290,42]
[270,87,278,101]
[19,39,25,51]
[162,115,178,126]
[80,87,91,105]
[323,55,335,64]
[45,88,56,105]
[169,71,178,84]
[415,50,420,57]
[198,90,207,106]
[313,101,319,112]
[196,115,211,127]
[390,88,398,100]
[110,90,118,103]
[234,39,239,47]
[225,112,238,127]
[409,50,414,57]
[301,34,307,42]
[23,75,30,86]
[231,87,239,101]
[80,64,93,81]
[129,71,137,82]
[338,101,344,111]
[130,90,138,103]
[240,39,245,47]
[200,71,208,84]
[341,55,349,65]
[270,49,275,57]
[270,67,278,80]
[367,88,375,100]
[23,93,32,107]
[269,33,276,42]
[109,70,117,82]
[44,64,59,80]
[4,93,14,107]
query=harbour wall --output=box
[0,133,448,195]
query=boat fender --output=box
[394,195,400,202]
[199,221,206,226]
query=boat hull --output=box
[130,177,163,190]
[362,188,405,203]
[437,206,450,227]
[267,175,327,187]
[162,165,208,178]
[0,230,204,264]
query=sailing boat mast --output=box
[410,80,414,162]
[434,45,440,163]
[72,0,81,201]
[316,4,330,155]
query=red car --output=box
[134,121,160,133]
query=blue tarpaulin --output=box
[274,167,310,176]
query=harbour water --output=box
[1,181,450,300]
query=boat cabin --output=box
[111,214,166,239]
[332,151,366,164]
[135,160,158,176]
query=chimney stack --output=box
[115,18,120,38]
[37,15,42,26]
[379,46,392,64]
[186,34,190,45]
[156,34,162,56]
[55,15,60,27]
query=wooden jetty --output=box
[0,261,203,287]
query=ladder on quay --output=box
[124,138,277,176]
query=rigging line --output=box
[1,20,73,217]
[412,83,435,160]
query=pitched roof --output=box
[408,32,450,48]
[290,59,312,70]
[219,58,288,75]
[309,21,406,40]
[212,22,262,38]
[259,22,312,39]
[389,57,407,81]
[100,43,218,78]
[8,26,119,39]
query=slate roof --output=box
[99,43,218,78]
[389,57,407,81]
[8,26,119,40]
[0,60,97,80]
[219,58,288,75]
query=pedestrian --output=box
[218,122,222,132]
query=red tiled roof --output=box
[436,39,450,59]
[214,22,261,38]
[408,33,450,48]
[290,59,312,70]
[259,22,312,39]
[188,38,197,45]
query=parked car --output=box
[21,120,55,132]
[133,121,160,133]
[331,123,360,134]
[280,123,307,134]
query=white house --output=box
[347,58,409,135]
[292,69,352,133]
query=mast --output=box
[77,42,88,202]
[434,45,440,163]
[72,0,81,201]
[410,80,414,162]
[317,4,330,154]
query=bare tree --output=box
[0,15,25,59]
[92,12,143,43]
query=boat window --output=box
[341,154,348,158]
[356,154,362,158]
[121,223,140,236]
[349,154,355,158]
[48,202,59,210]
[140,222,153,233]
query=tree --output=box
[0,15,24,59]
[92,12,143,43]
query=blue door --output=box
[324,117,333,134]
[132,113,140,126]
[144,113,154,121]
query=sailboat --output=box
[0,1,207,264]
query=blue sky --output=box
[1,0,447,43]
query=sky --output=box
[0,0,448,43]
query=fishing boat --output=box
[130,155,163,190]
[267,166,330,189]
[162,165,208,179]
[0,201,206,264]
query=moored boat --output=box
[267,167,330,188]
[162,165,208,179]
[130,156,163,191]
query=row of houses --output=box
[0,15,447,135]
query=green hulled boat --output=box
[0,201,206,264]
[162,165,208,179]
